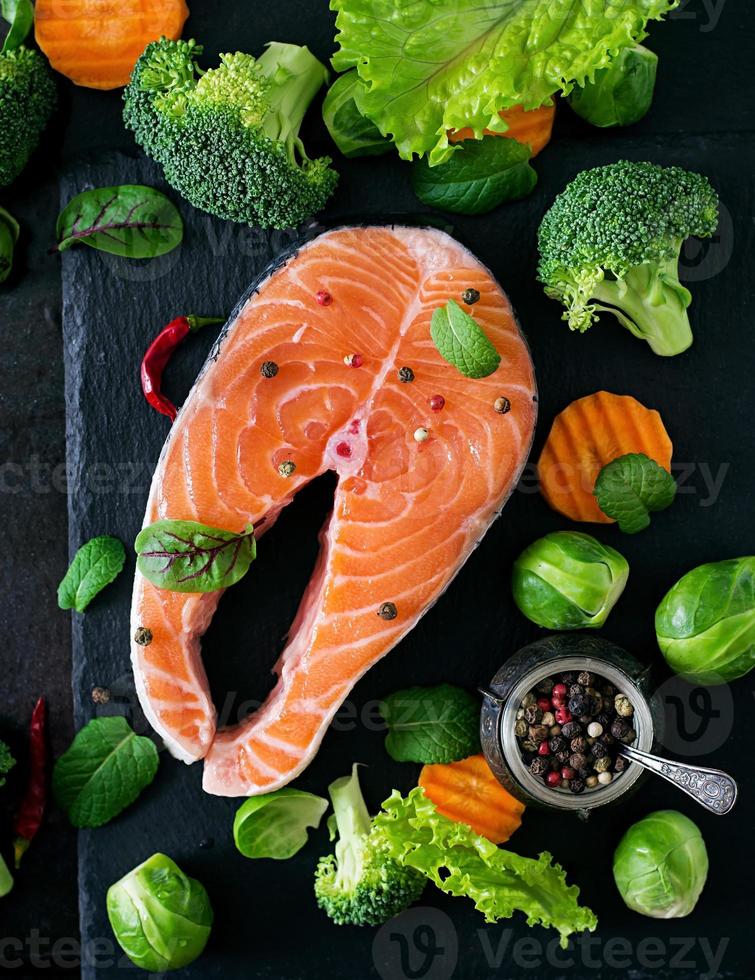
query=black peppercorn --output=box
[621,728,637,745]
[614,755,628,773]
[591,740,608,759]
[569,752,587,770]
[521,739,538,753]
[569,778,585,794]
[378,602,398,620]
[461,287,480,305]
[398,366,415,383]
[570,735,587,754]
[568,695,589,717]
[523,705,542,725]
[577,671,593,687]
[260,360,279,378]
[569,683,583,697]
[529,758,548,777]
[611,718,630,739]
[599,732,615,748]
[596,712,611,729]
[578,767,592,780]
[536,678,554,695]
[549,735,566,754]
[555,749,570,765]
[134,626,152,646]
[529,724,549,743]
[549,757,561,771]
[561,721,581,740]
[561,672,576,685]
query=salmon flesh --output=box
[130,226,537,797]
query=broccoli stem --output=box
[328,767,371,892]
[592,253,694,356]
[257,42,329,166]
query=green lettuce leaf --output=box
[331,0,678,163]
[371,787,597,947]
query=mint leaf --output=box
[430,300,501,379]
[412,137,537,215]
[380,684,481,764]
[135,520,256,593]
[594,453,676,533]
[58,536,126,613]
[53,717,159,828]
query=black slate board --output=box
[62,129,755,980]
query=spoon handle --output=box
[618,744,737,815]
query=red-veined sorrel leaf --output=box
[135,520,256,592]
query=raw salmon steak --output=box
[130,226,537,796]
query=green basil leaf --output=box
[594,453,676,534]
[53,717,159,828]
[0,206,19,284]
[322,70,392,158]
[430,299,501,379]
[58,535,126,613]
[55,185,183,258]
[1,0,33,54]
[412,137,537,215]
[135,519,256,593]
[233,788,328,860]
[380,684,481,764]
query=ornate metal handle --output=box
[618,744,737,815]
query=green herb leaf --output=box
[135,520,256,593]
[0,739,15,787]
[58,536,126,613]
[234,789,328,860]
[380,684,481,764]
[0,205,19,284]
[594,453,676,533]
[1,0,33,54]
[53,717,159,828]
[55,185,183,258]
[430,299,501,379]
[412,138,537,215]
[322,70,392,158]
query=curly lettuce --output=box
[331,0,678,163]
[371,787,597,947]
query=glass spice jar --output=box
[480,634,663,812]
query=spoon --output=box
[617,743,737,815]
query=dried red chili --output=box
[13,697,47,868]
[141,315,224,421]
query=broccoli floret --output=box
[123,38,338,230]
[0,739,15,787]
[0,46,56,188]
[537,160,719,356]
[314,766,425,926]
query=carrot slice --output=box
[538,391,673,524]
[449,103,556,157]
[34,0,189,90]
[418,754,525,844]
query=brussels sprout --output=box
[568,44,658,128]
[107,853,213,972]
[512,531,629,629]
[234,787,328,859]
[613,810,708,918]
[655,557,755,684]
[322,70,392,158]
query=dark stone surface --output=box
[0,0,753,976]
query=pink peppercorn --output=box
[537,740,550,756]
[335,441,352,458]
[545,771,561,787]
[552,682,568,699]
[536,697,551,712]
[344,353,363,368]
[315,290,332,306]
[555,706,572,726]
[560,766,576,780]
[429,395,445,412]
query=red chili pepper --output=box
[141,315,225,421]
[13,697,47,868]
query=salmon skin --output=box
[130,226,537,797]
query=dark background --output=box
[0,0,753,977]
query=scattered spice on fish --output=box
[315,290,332,306]
[378,602,398,620]
[344,353,363,368]
[398,366,415,383]
[494,396,511,414]
[462,288,480,305]
[260,360,279,378]
[278,460,296,477]
[134,626,153,646]
[413,427,429,443]
[429,395,445,412]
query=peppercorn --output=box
[540,711,555,728]
[569,683,583,697]
[621,728,637,745]
[523,705,542,725]
[134,626,153,646]
[594,756,611,773]
[578,767,592,780]
[521,739,538,753]
[570,735,587,754]
[615,694,634,717]
[595,712,611,729]
[569,752,587,770]
[549,725,561,737]
[536,678,554,695]
[577,671,593,687]
[516,707,525,720]
[91,686,110,705]
[514,719,527,738]
[545,770,561,787]
[587,721,603,738]
[560,766,576,780]
[554,706,572,726]
[591,740,608,759]
[568,695,589,717]
[537,740,550,757]
[599,732,615,748]
[551,681,568,700]
[377,602,398,620]
[521,692,536,708]
[549,735,566,754]
[398,366,415,383]
[614,755,628,773]
[597,771,613,785]
[611,718,630,739]
[536,697,552,712]
[260,360,279,378]
[529,724,549,743]
[493,396,511,415]
[602,683,616,698]
[561,672,576,685]
[461,288,480,305]
[549,756,561,771]
[278,460,296,477]
[561,721,581,740]
[555,750,570,765]
[569,779,585,794]
[529,758,548,777]
[585,775,599,789]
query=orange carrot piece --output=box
[34,0,189,90]
[538,391,673,524]
[449,103,556,157]
[419,754,525,844]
